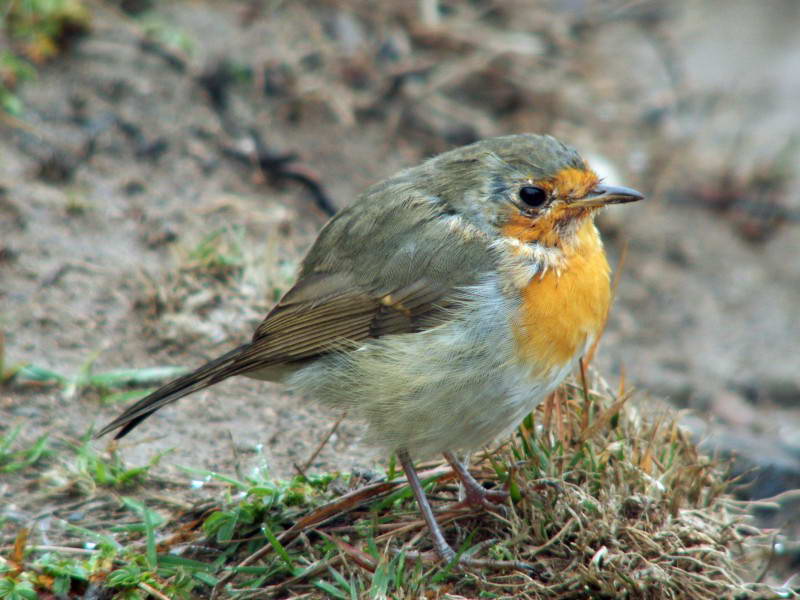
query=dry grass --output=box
[124,370,782,599]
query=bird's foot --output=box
[442,451,508,511]
[460,484,509,511]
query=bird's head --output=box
[428,134,644,250]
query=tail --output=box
[95,344,252,439]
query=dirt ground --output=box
[2,0,799,565]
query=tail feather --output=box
[95,344,252,439]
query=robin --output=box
[97,133,643,564]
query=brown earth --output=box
[1,0,798,565]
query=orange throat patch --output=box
[511,219,611,375]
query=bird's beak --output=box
[571,183,645,209]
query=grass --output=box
[3,350,188,403]
[0,427,50,474]
[57,435,167,496]
[0,369,792,599]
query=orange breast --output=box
[513,221,611,374]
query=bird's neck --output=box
[493,215,603,288]
[511,218,611,375]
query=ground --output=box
[1,0,799,587]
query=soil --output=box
[1,0,799,562]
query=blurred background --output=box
[1,0,798,578]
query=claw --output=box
[443,451,509,511]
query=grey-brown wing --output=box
[233,194,493,369]
[233,275,452,369]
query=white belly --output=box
[288,275,581,459]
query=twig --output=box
[138,581,172,600]
[528,517,576,557]
[318,531,378,572]
[755,533,780,584]
[579,358,591,433]
[395,548,533,571]
[374,513,461,543]
[227,429,243,483]
[226,128,338,217]
[297,413,346,476]
[0,545,98,555]
[238,554,347,598]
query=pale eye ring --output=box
[518,186,547,208]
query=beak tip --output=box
[592,183,645,204]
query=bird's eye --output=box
[518,186,548,208]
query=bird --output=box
[96,133,644,564]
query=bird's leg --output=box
[443,451,508,509]
[397,449,456,563]
[397,450,534,570]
